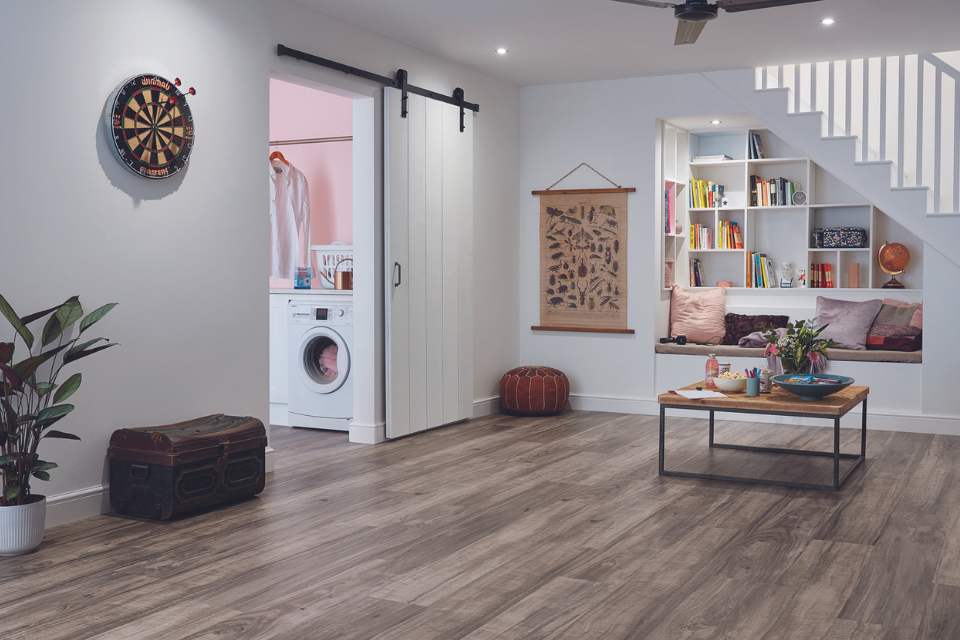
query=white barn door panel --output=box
[385,87,474,439]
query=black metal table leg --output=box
[658,405,666,476]
[861,398,868,457]
[833,417,841,489]
[658,398,869,491]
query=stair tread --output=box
[892,186,929,191]
[822,135,858,141]
[855,160,893,166]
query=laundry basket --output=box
[311,244,353,290]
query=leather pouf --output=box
[499,366,570,416]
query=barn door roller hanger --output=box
[276,44,478,132]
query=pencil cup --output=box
[746,378,760,397]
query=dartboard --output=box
[108,74,194,179]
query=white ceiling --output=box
[297,0,960,86]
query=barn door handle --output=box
[393,262,402,287]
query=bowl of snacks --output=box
[713,371,747,392]
[772,374,854,400]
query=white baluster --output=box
[828,61,835,137]
[935,67,942,212]
[955,79,960,212]
[898,56,906,188]
[845,59,853,138]
[917,57,924,189]
[862,59,870,162]
[880,57,887,162]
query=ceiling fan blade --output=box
[675,19,707,45]
[609,0,678,9]
[717,0,822,13]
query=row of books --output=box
[664,185,678,234]
[746,252,777,288]
[810,263,835,288]
[689,179,725,209]
[717,220,744,249]
[689,224,713,250]
[748,132,765,160]
[750,175,799,207]
[690,258,704,287]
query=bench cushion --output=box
[655,342,921,364]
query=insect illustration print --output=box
[539,192,628,329]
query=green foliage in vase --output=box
[0,294,118,506]
[763,319,834,374]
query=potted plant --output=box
[0,294,117,555]
[763,319,833,375]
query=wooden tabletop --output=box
[658,383,870,417]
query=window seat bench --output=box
[654,343,921,364]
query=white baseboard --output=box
[473,395,500,418]
[349,421,386,444]
[46,484,109,529]
[269,402,289,426]
[265,446,276,473]
[569,393,960,436]
[569,393,660,415]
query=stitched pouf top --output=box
[499,366,569,416]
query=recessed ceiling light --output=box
[820,17,835,26]
[496,47,508,56]
[711,119,722,126]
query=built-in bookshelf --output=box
[659,124,923,292]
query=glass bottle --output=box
[705,353,719,389]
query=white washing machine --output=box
[287,299,353,430]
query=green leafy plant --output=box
[763,319,834,374]
[0,294,117,506]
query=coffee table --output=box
[657,382,869,490]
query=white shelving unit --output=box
[659,124,924,292]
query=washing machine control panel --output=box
[289,303,351,323]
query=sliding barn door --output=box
[385,88,474,439]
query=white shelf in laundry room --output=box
[270,288,353,296]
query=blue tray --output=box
[772,374,855,401]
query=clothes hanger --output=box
[268,150,288,164]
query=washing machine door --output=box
[297,327,351,394]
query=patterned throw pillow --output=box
[722,313,790,345]
[866,299,922,351]
[670,285,725,345]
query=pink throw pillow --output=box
[670,285,725,345]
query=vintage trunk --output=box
[108,414,267,520]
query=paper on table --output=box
[674,389,727,399]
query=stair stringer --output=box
[701,68,960,270]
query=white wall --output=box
[1,0,520,523]
[518,75,745,405]
[518,72,960,429]
[0,1,269,520]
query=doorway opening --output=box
[267,76,378,442]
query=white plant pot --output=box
[0,495,46,555]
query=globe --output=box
[878,242,910,289]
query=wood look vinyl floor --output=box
[2,411,959,639]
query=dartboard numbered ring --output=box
[108,74,194,179]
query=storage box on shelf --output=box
[658,123,923,293]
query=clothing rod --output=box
[269,136,353,146]
[276,44,479,115]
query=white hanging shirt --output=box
[269,159,311,280]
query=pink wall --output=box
[269,79,352,248]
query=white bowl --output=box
[713,377,747,392]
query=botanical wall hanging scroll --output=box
[532,163,635,334]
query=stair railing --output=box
[755,52,960,214]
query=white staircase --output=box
[702,53,960,269]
